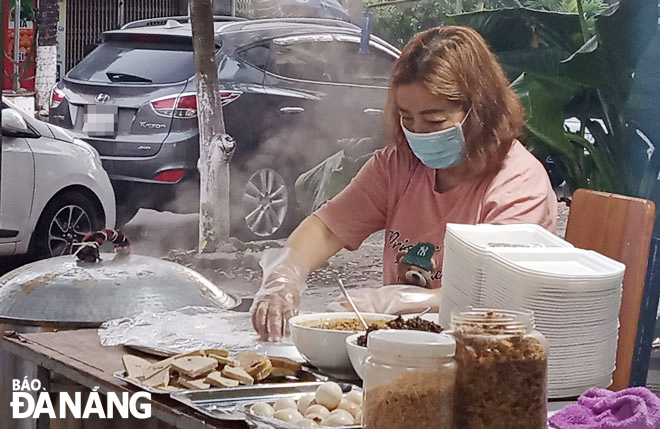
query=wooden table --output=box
[3,329,247,429]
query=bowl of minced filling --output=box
[288,312,396,378]
[346,316,445,380]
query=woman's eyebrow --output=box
[420,109,446,115]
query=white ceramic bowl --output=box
[345,333,368,380]
[288,312,395,378]
[345,313,444,380]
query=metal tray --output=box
[125,344,177,358]
[170,381,361,426]
[113,366,329,395]
[240,387,363,429]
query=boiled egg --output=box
[315,382,342,410]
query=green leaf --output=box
[496,47,577,80]
[512,73,573,156]
[595,0,658,77]
[447,7,584,53]
[558,1,658,103]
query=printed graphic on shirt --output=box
[390,231,442,287]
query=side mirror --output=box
[1,108,30,135]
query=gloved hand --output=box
[327,285,442,315]
[250,248,310,342]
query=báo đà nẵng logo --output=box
[11,377,151,419]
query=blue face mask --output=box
[401,112,469,169]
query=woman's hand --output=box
[251,248,309,342]
[251,216,347,342]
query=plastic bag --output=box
[327,285,442,315]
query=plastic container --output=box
[451,309,548,429]
[441,223,574,327]
[362,330,456,429]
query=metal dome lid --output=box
[0,253,240,326]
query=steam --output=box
[122,39,392,256]
[122,210,199,257]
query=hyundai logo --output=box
[96,93,110,103]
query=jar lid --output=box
[367,330,456,359]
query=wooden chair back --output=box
[565,188,655,390]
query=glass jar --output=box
[362,330,456,429]
[451,308,548,429]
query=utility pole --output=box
[189,0,235,253]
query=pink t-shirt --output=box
[314,140,558,289]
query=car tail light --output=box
[154,169,186,183]
[150,91,241,119]
[50,88,65,109]
[175,94,198,118]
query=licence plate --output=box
[83,104,118,137]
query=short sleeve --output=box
[481,144,558,233]
[315,146,400,250]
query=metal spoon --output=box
[337,277,370,331]
[417,307,432,318]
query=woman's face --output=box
[397,82,466,134]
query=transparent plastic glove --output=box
[250,248,310,342]
[327,285,442,315]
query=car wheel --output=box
[29,191,103,259]
[232,165,300,241]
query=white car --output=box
[1,97,116,258]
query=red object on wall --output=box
[3,0,37,91]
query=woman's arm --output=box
[251,215,346,342]
[286,214,346,272]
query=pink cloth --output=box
[315,141,557,289]
[549,387,660,429]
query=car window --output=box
[267,38,394,86]
[332,41,394,86]
[67,41,195,84]
[238,43,270,70]
[268,39,338,83]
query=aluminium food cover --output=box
[0,253,239,325]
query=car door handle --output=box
[280,107,305,114]
[363,108,383,115]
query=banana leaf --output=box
[557,0,657,111]
[446,7,584,80]
[447,7,584,52]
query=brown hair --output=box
[385,26,524,176]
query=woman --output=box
[251,26,557,342]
